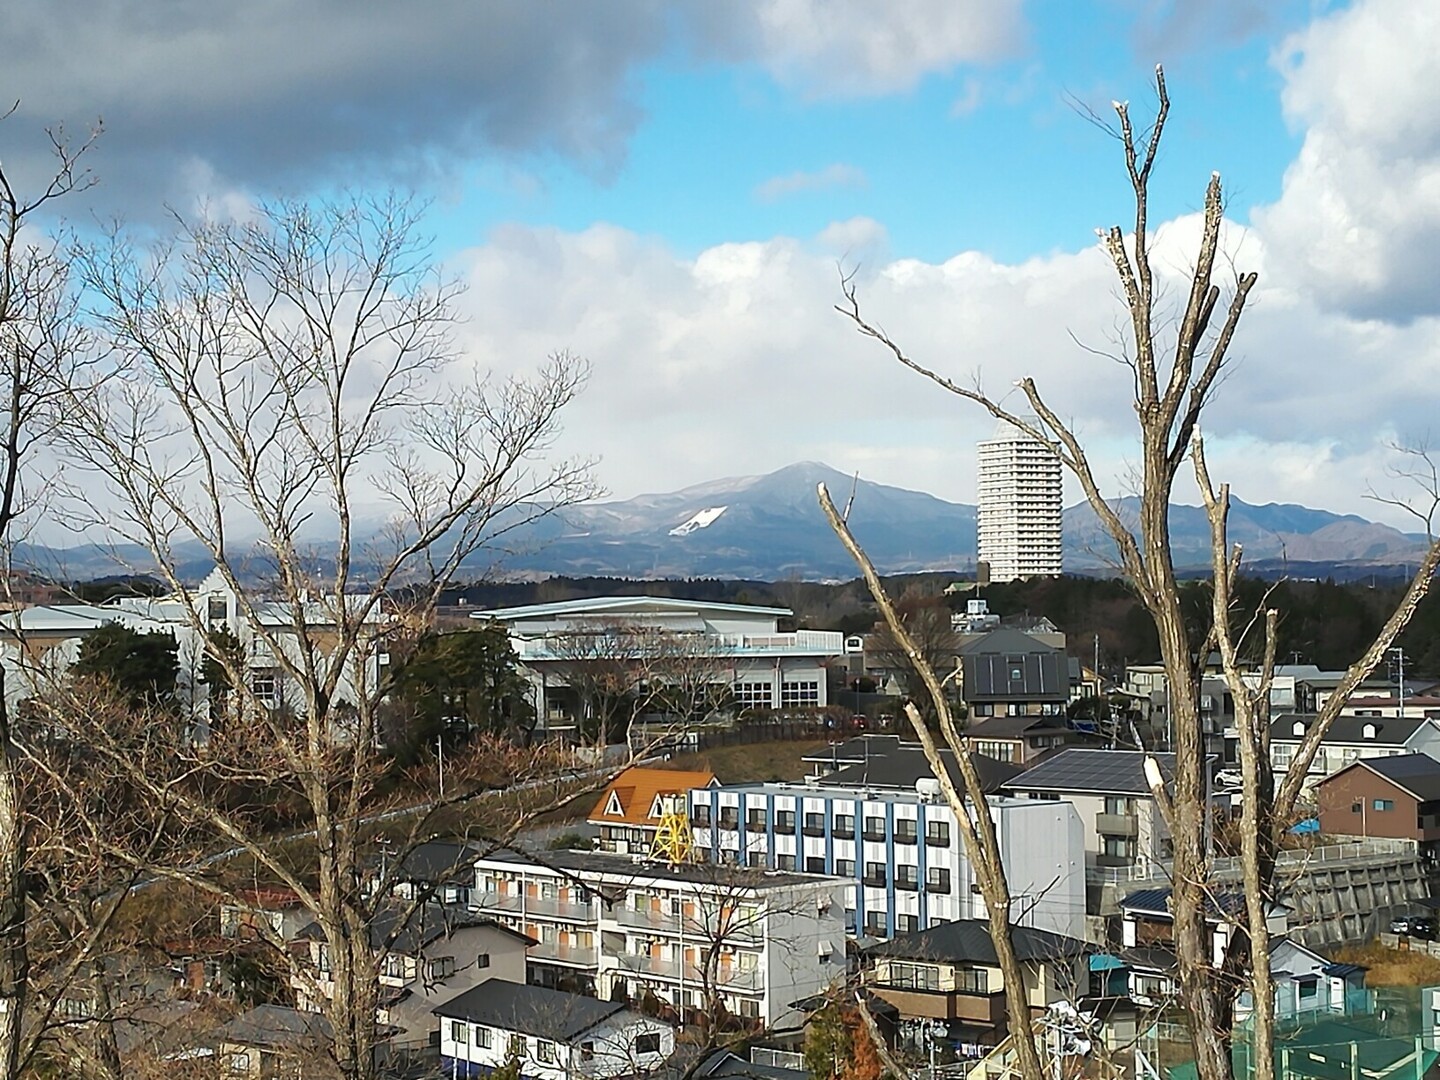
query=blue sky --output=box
[8,0,1440,526]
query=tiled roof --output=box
[1321,752,1440,801]
[433,982,627,1041]
[865,919,1089,965]
[588,766,715,826]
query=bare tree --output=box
[825,67,1440,1080]
[48,192,600,1080]
[861,591,960,723]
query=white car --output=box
[1214,769,1243,789]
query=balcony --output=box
[862,826,887,843]
[476,893,596,922]
[862,873,887,889]
[1096,813,1139,838]
[895,874,919,892]
[832,823,855,840]
[746,818,768,832]
[870,987,1006,1027]
[925,832,950,848]
[926,876,951,895]
[608,906,762,945]
[717,815,740,831]
[528,940,599,967]
[802,822,826,838]
[893,828,918,846]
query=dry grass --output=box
[1331,942,1440,987]
[656,738,830,784]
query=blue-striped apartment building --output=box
[689,780,1085,942]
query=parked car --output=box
[1389,915,1437,939]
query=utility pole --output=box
[1392,647,1407,718]
[437,733,445,800]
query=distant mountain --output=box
[15,463,1430,583]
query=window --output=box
[738,999,761,1019]
[250,669,277,705]
[747,850,766,868]
[806,856,826,874]
[509,1035,526,1058]
[1104,796,1134,815]
[864,862,886,886]
[954,968,990,994]
[971,739,1016,762]
[776,809,796,830]
[888,961,940,990]
[864,911,886,934]
[427,957,457,981]
[894,819,918,843]
[1298,979,1318,1002]
[777,853,797,871]
[734,682,773,709]
[477,953,490,969]
[1374,799,1395,812]
[718,807,739,829]
[926,867,951,893]
[207,596,228,625]
[1273,744,1294,768]
[781,680,820,707]
[537,1041,556,1064]
[381,953,408,979]
[925,821,950,847]
[1352,802,1363,814]
[895,865,918,890]
[863,815,886,840]
[475,1027,492,1049]
[692,805,712,827]
[580,1043,595,1062]
[895,913,920,933]
[833,814,855,839]
[634,1033,662,1056]
[803,812,825,836]
[226,1053,251,1073]
[449,1021,468,1045]
[747,809,768,830]
[836,858,856,877]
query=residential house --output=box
[1117,888,1290,975]
[435,981,673,1080]
[1315,752,1440,859]
[590,766,717,855]
[471,596,846,739]
[471,848,848,1028]
[186,1004,342,1079]
[1270,714,1440,789]
[960,714,1096,765]
[294,906,533,1042]
[219,887,315,944]
[1341,695,1440,718]
[690,767,1086,941]
[1235,939,1370,1021]
[864,920,1091,1060]
[958,628,1068,720]
[385,839,484,908]
[1006,749,1185,872]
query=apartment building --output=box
[471,596,844,738]
[470,849,848,1027]
[689,773,1086,942]
[1007,749,1180,872]
[1269,714,1440,789]
[976,418,1063,583]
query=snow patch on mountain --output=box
[669,506,728,537]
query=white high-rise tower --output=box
[976,418,1062,582]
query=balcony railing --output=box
[862,874,887,889]
[893,829,918,845]
[608,905,763,944]
[895,875,919,892]
[862,827,887,842]
[1096,813,1139,838]
[476,893,596,922]
[925,832,950,847]
[528,941,599,967]
[614,953,766,991]
[802,823,826,838]
[832,824,855,840]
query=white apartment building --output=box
[469,849,848,1028]
[471,596,844,737]
[689,780,1086,942]
[976,418,1063,583]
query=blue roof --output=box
[1089,954,1127,972]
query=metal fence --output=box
[1087,836,1418,886]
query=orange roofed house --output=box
[589,766,716,855]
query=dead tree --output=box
[828,66,1440,1080]
[53,192,599,1080]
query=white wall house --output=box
[1270,714,1440,789]
[470,849,849,1028]
[470,597,844,739]
[690,781,1086,942]
[435,982,673,1080]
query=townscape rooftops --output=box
[1009,748,1178,796]
[474,846,836,891]
[469,595,792,623]
[1121,887,1291,921]
[208,1004,334,1050]
[962,714,1073,740]
[432,981,627,1041]
[958,626,1055,656]
[1320,751,1440,801]
[815,747,1023,795]
[392,840,486,887]
[1270,713,1433,746]
[865,918,1090,966]
[298,904,527,954]
[589,766,717,827]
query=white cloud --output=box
[446,211,1440,530]
[1255,0,1440,320]
[739,0,1024,96]
[754,164,868,203]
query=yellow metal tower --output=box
[649,807,697,865]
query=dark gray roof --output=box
[816,747,1022,795]
[802,736,909,768]
[1329,752,1440,801]
[1009,749,1177,796]
[1270,713,1430,746]
[475,847,822,890]
[433,982,627,1041]
[393,840,482,886]
[865,919,1089,965]
[210,1005,333,1050]
[1120,887,1290,921]
[962,715,1072,740]
[696,1050,807,1080]
[962,645,1067,704]
[959,627,1054,656]
[297,905,524,953]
